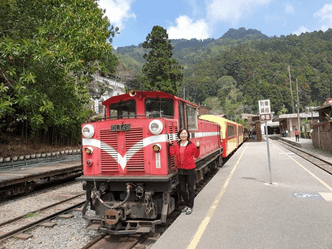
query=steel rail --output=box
[0,195,85,241]
[278,140,332,174]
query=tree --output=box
[0,0,118,144]
[217,76,237,107]
[142,26,183,95]
[278,107,288,115]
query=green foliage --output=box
[112,27,332,117]
[23,211,40,219]
[278,107,288,115]
[0,0,118,143]
[116,54,143,74]
[180,30,332,114]
[202,97,223,114]
[141,26,183,95]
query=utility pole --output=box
[288,66,295,113]
[296,78,300,130]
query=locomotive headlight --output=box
[152,144,161,152]
[82,124,94,138]
[84,147,93,155]
[149,120,163,135]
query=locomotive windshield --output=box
[145,98,174,118]
[109,99,136,119]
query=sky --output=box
[97,0,332,49]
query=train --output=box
[77,90,244,235]
[199,115,244,158]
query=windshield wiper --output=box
[146,96,160,111]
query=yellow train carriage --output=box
[199,115,244,158]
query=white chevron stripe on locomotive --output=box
[82,131,219,170]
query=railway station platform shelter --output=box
[152,138,332,249]
[274,112,319,138]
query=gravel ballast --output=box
[0,182,99,249]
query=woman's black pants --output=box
[178,174,195,209]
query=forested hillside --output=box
[116,28,332,118]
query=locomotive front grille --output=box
[100,129,118,172]
[125,127,144,171]
[167,121,178,172]
[100,127,145,173]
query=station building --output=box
[312,98,332,152]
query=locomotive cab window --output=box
[186,105,198,130]
[145,98,174,118]
[109,99,136,119]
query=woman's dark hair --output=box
[177,128,190,140]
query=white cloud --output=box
[206,0,271,24]
[314,3,332,31]
[291,26,310,35]
[167,15,210,40]
[97,0,136,30]
[285,3,294,14]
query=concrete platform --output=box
[0,160,81,188]
[153,139,332,249]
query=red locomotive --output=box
[78,91,224,234]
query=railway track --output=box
[81,233,150,249]
[80,144,248,249]
[278,140,332,174]
[0,194,85,242]
[81,167,222,249]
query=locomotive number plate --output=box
[111,124,131,131]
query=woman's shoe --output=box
[186,208,192,215]
[182,207,188,212]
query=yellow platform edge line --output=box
[187,145,248,249]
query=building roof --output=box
[273,112,319,122]
[313,98,332,111]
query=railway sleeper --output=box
[86,218,162,235]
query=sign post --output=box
[258,99,272,184]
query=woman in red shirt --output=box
[295,128,300,142]
[168,128,200,215]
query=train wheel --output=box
[217,155,223,167]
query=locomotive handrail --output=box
[108,115,142,119]
[96,115,175,120]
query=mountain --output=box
[115,28,332,118]
[220,27,268,40]
[115,27,269,74]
